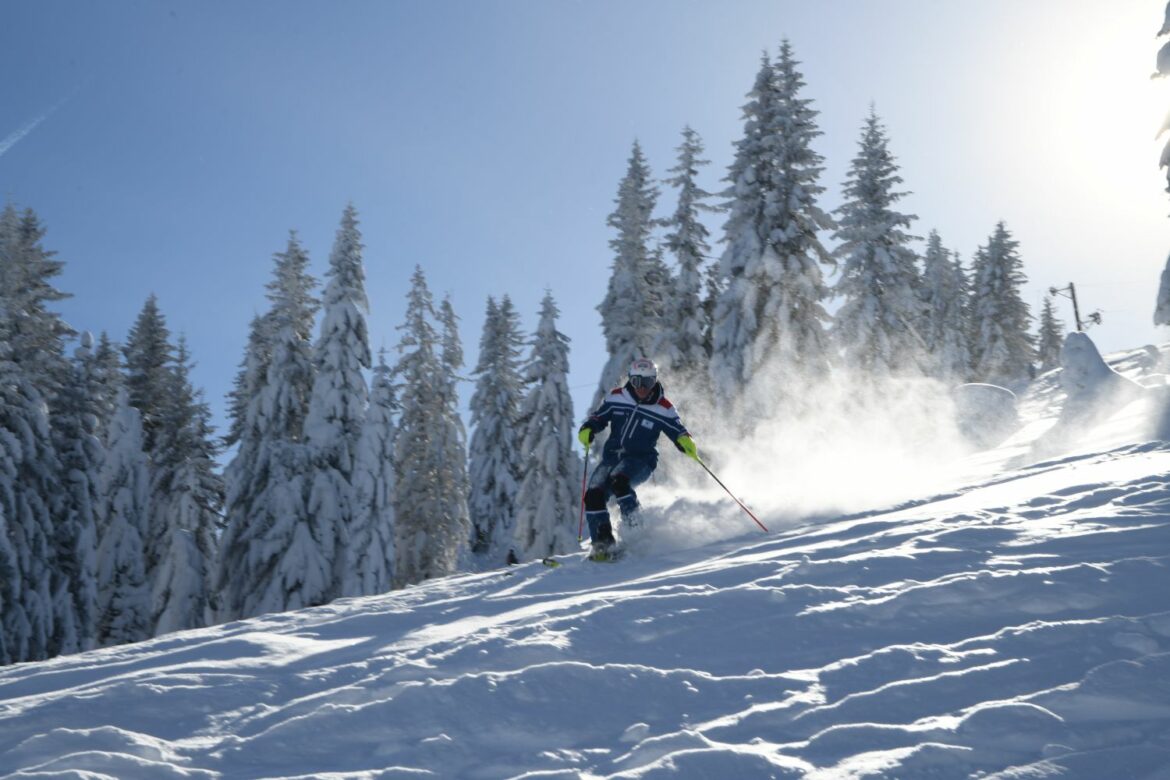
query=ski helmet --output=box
[628,358,658,390]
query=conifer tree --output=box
[468,296,499,554]
[512,293,579,559]
[342,352,397,596]
[123,295,175,454]
[701,261,723,363]
[392,269,471,585]
[0,205,73,395]
[95,391,151,647]
[1037,295,1066,372]
[91,333,123,442]
[1154,7,1170,325]
[645,243,674,350]
[710,43,834,406]
[224,315,272,452]
[970,222,1035,385]
[1156,260,1170,327]
[596,141,662,402]
[123,296,179,610]
[438,296,473,569]
[48,333,107,653]
[0,330,57,662]
[392,267,442,584]
[214,313,272,617]
[151,338,223,634]
[920,232,972,381]
[0,204,73,660]
[257,244,319,443]
[832,108,923,375]
[656,126,721,385]
[0,503,15,664]
[216,234,321,620]
[305,205,371,599]
[122,297,221,632]
[468,296,524,560]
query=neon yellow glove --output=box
[578,427,594,449]
[677,434,699,461]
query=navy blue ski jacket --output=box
[580,382,690,464]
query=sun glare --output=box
[990,5,1170,227]
[1052,12,1168,190]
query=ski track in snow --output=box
[4,354,1170,778]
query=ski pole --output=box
[577,442,591,541]
[697,458,769,533]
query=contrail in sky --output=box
[0,91,76,160]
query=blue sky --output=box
[2,0,1167,432]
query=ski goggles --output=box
[629,374,657,390]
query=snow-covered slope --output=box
[3,344,1170,779]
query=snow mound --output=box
[1059,332,1145,417]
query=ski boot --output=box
[589,521,619,562]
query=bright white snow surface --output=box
[4,342,1170,779]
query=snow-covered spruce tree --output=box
[438,296,473,570]
[1036,295,1066,373]
[212,318,265,622]
[261,238,320,443]
[700,255,724,364]
[392,269,471,585]
[91,333,124,442]
[0,205,73,395]
[0,205,75,660]
[0,499,15,664]
[467,296,525,562]
[215,324,272,620]
[0,332,16,664]
[124,296,222,634]
[832,108,922,375]
[645,243,674,349]
[1156,259,1170,326]
[342,351,398,597]
[123,295,175,455]
[1154,5,1170,325]
[224,315,272,454]
[213,313,271,618]
[512,293,580,560]
[0,329,58,663]
[655,126,721,385]
[95,391,151,647]
[0,219,67,664]
[970,222,1035,385]
[215,233,321,621]
[47,333,108,654]
[467,296,500,553]
[919,231,972,382]
[595,141,662,403]
[150,338,223,634]
[123,296,181,614]
[305,204,371,600]
[709,43,834,409]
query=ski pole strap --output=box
[699,459,769,533]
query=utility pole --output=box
[1049,283,1101,331]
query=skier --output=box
[577,358,699,560]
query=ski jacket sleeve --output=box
[580,389,621,436]
[655,397,689,445]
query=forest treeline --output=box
[1,41,1061,665]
